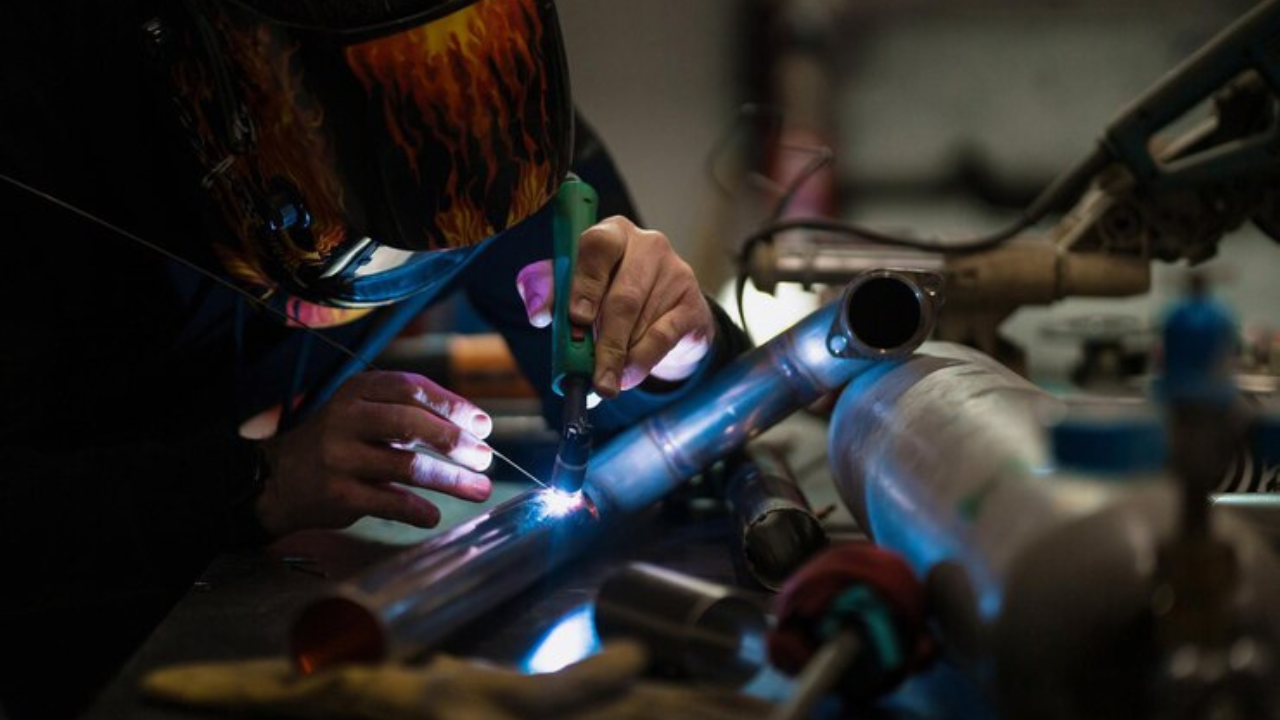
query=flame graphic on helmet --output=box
[211,24,350,273]
[344,0,560,250]
[169,4,368,326]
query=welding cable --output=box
[742,144,1111,256]
[732,145,1113,336]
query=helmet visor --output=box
[171,0,573,306]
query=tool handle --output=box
[551,175,599,397]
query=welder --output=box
[0,1,748,717]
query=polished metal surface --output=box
[826,343,1280,720]
[583,273,933,516]
[769,629,862,720]
[827,343,1064,617]
[291,488,601,671]
[594,562,768,686]
[291,272,942,672]
[826,269,944,360]
[727,447,828,591]
[1212,493,1280,543]
[747,234,945,295]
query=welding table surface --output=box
[84,484,763,719]
[83,416,994,720]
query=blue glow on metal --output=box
[521,604,600,674]
[536,489,582,519]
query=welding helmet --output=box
[150,0,573,319]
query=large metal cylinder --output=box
[290,271,942,671]
[827,343,1280,719]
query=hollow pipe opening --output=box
[848,276,922,350]
[292,595,387,674]
[828,269,942,359]
[743,509,828,590]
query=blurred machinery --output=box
[826,337,1280,719]
[729,2,1280,718]
[743,0,1280,375]
[295,3,1280,719]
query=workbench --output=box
[83,416,995,720]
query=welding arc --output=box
[0,171,547,486]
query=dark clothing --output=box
[0,5,746,718]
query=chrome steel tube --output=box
[827,343,1280,720]
[584,273,935,516]
[747,234,944,294]
[726,447,827,591]
[292,488,600,672]
[291,271,941,671]
[594,562,768,686]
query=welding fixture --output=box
[746,0,1280,372]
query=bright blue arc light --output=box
[521,603,601,674]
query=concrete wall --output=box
[557,0,742,263]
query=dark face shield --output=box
[157,0,573,310]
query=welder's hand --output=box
[255,371,494,537]
[515,216,716,398]
[140,641,770,720]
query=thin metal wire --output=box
[2,171,547,486]
[489,448,549,488]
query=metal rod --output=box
[594,563,768,686]
[291,271,942,671]
[769,629,862,720]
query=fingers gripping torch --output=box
[550,175,598,494]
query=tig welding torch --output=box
[549,175,598,493]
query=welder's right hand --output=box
[254,371,494,537]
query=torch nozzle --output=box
[552,377,593,493]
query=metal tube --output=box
[748,234,944,295]
[726,447,828,591]
[593,563,768,686]
[291,271,942,672]
[826,343,1280,719]
[292,488,601,672]
[585,271,939,516]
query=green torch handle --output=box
[551,175,599,397]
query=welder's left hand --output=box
[515,216,716,398]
